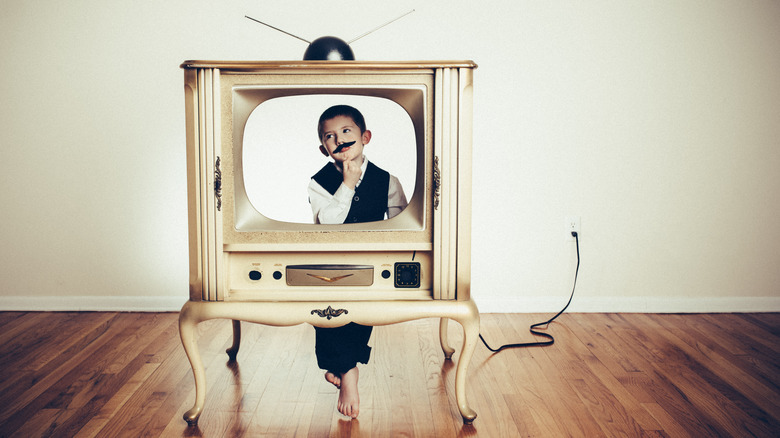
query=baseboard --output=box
[2,295,778,313]
[473,296,780,313]
[0,296,187,312]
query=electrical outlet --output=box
[566,216,580,240]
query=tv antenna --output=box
[344,9,415,44]
[244,15,311,44]
[244,10,415,60]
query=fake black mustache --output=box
[332,141,356,154]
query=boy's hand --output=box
[343,159,361,190]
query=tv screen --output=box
[240,93,418,226]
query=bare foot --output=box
[325,371,341,388]
[337,367,360,418]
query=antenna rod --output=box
[244,15,311,44]
[348,9,415,44]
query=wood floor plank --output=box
[88,316,202,437]
[120,316,194,437]
[0,312,137,433]
[74,362,161,438]
[503,314,603,437]
[615,314,747,436]
[626,314,764,436]
[641,402,691,438]
[416,319,461,437]
[562,314,663,431]
[1,312,778,437]
[0,311,25,330]
[701,313,780,382]
[6,408,61,438]
[485,316,575,437]
[638,314,778,437]
[45,314,180,437]
[663,314,780,415]
[533,317,644,437]
[0,312,54,352]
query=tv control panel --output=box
[223,251,432,302]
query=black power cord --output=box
[479,231,580,352]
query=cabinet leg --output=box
[439,318,455,359]
[454,310,479,424]
[179,302,206,426]
[177,299,479,426]
[226,319,241,360]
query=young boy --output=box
[308,104,408,418]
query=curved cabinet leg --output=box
[176,299,480,426]
[439,318,455,359]
[179,302,206,426]
[454,308,479,424]
[226,319,241,360]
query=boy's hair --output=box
[317,105,366,140]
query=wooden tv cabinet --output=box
[178,61,479,425]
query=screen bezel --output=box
[219,72,435,247]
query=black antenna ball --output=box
[303,36,355,61]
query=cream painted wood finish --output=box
[181,61,478,425]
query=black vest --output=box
[312,161,390,223]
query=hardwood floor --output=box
[0,311,777,437]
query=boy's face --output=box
[319,115,371,164]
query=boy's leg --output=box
[314,323,373,374]
[314,323,372,418]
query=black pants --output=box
[314,323,372,375]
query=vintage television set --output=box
[179,60,479,425]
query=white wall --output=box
[1,0,778,312]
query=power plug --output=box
[566,216,580,241]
